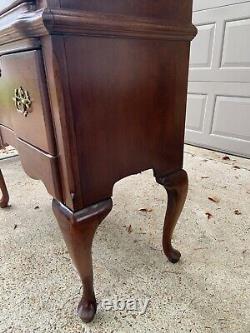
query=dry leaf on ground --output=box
[139,208,153,213]
[208,196,220,203]
[205,212,213,220]
[127,225,132,233]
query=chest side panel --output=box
[63,36,190,206]
[59,0,192,25]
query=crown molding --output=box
[0,7,197,46]
[0,0,34,16]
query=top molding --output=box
[56,0,193,25]
[0,0,34,16]
[0,5,197,46]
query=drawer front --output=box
[0,50,55,155]
[0,124,62,201]
[0,70,13,128]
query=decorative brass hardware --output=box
[13,87,32,117]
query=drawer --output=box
[0,50,55,155]
[0,124,62,201]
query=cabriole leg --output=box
[0,169,9,208]
[52,198,113,323]
[155,169,188,263]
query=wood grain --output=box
[59,0,193,24]
[52,198,113,322]
[0,6,196,46]
[0,50,56,155]
[156,170,188,263]
[62,36,190,207]
[0,0,195,323]
[0,125,62,200]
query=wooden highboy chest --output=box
[0,0,196,322]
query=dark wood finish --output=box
[62,36,190,208]
[0,0,196,323]
[59,0,193,24]
[41,36,83,209]
[155,170,188,263]
[0,6,196,46]
[52,198,113,323]
[16,138,62,200]
[0,125,62,200]
[46,9,196,41]
[0,50,55,155]
[0,169,9,208]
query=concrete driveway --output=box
[0,146,249,333]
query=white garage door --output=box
[186,0,250,157]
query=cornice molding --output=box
[46,9,197,41]
[0,3,45,45]
[0,0,34,16]
[0,7,197,46]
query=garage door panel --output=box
[193,0,248,11]
[189,2,250,82]
[186,1,250,157]
[206,135,250,156]
[186,94,207,132]
[190,23,215,68]
[212,96,250,141]
[221,18,250,68]
[190,68,250,82]
[186,82,250,157]
[186,131,250,157]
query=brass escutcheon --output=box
[13,87,32,117]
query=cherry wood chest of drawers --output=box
[0,0,196,323]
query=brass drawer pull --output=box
[13,87,32,117]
